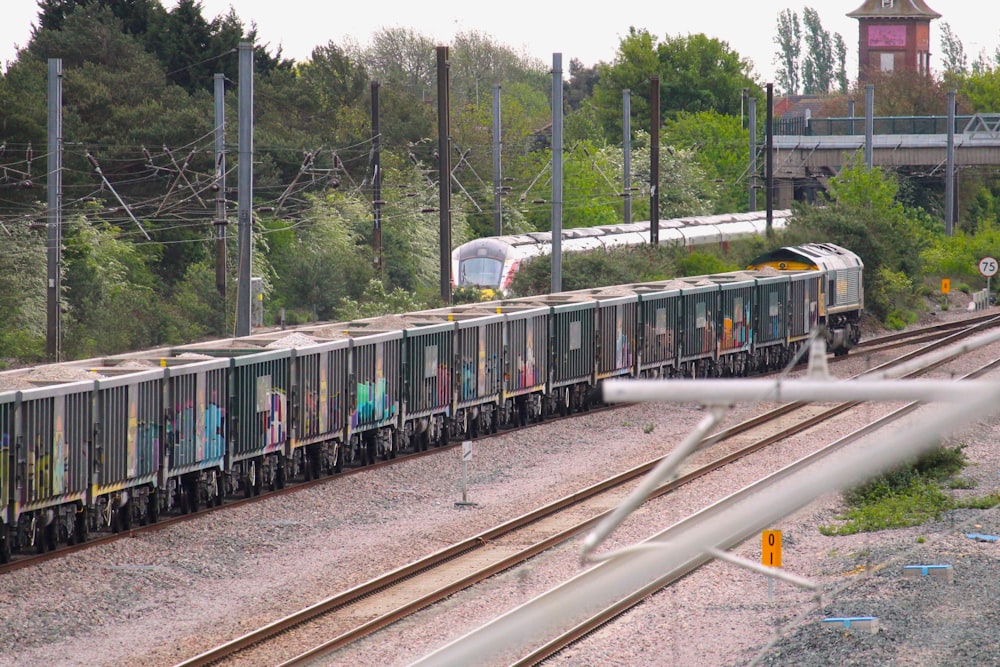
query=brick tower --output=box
[848,0,941,79]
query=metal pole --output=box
[945,89,956,236]
[372,80,383,273]
[748,94,757,212]
[437,46,452,303]
[492,84,503,236]
[551,53,563,294]
[865,84,874,169]
[46,58,62,362]
[765,83,774,237]
[848,99,856,135]
[649,76,660,246]
[623,89,632,224]
[213,73,227,310]
[235,42,253,337]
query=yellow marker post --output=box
[762,530,782,567]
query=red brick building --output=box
[848,0,941,79]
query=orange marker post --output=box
[762,530,782,568]
[762,529,782,601]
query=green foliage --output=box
[61,216,163,356]
[817,445,1000,536]
[507,244,742,297]
[867,267,920,329]
[265,193,372,323]
[801,7,835,95]
[921,221,1000,291]
[675,251,739,277]
[774,9,801,95]
[957,65,1000,112]
[785,155,930,319]
[0,222,47,360]
[819,481,953,535]
[593,29,759,143]
[664,111,748,213]
[336,279,425,320]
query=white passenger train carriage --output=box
[452,210,792,293]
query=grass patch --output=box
[819,445,1000,536]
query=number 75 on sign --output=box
[762,530,782,567]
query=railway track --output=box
[174,317,1000,666]
[507,353,1000,667]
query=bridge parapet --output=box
[776,113,1000,137]
[964,114,1000,139]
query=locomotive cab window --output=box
[458,258,503,288]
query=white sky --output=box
[3,0,998,84]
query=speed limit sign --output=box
[979,257,998,278]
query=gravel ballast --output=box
[2,310,1000,667]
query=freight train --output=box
[452,209,793,294]
[0,242,862,562]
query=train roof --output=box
[748,243,864,272]
[456,210,794,252]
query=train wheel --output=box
[276,459,286,490]
[74,509,89,543]
[307,445,321,480]
[0,526,9,564]
[244,459,257,498]
[149,490,160,523]
[35,523,46,554]
[187,478,199,513]
[45,520,58,552]
[119,499,133,531]
[334,445,343,473]
[213,472,224,507]
[111,503,122,533]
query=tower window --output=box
[881,0,894,7]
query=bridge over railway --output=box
[769,113,1000,208]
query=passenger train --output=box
[452,210,793,294]
[0,242,861,562]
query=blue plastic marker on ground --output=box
[903,564,951,575]
[965,533,999,543]
[822,617,877,629]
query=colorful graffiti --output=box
[260,389,286,452]
[171,397,226,465]
[517,326,538,387]
[353,347,397,427]
[615,307,632,368]
[353,378,396,426]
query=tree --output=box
[347,27,437,101]
[786,156,930,320]
[665,111,749,213]
[0,221,47,361]
[960,67,1000,112]
[566,58,598,111]
[802,7,833,95]
[266,193,373,322]
[939,22,968,77]
[833,33,848,94]
[37,0,158,36]
[774,9,801,95]
[593,29,759,143]
[847,69,962,116]
[61,215,164,356]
